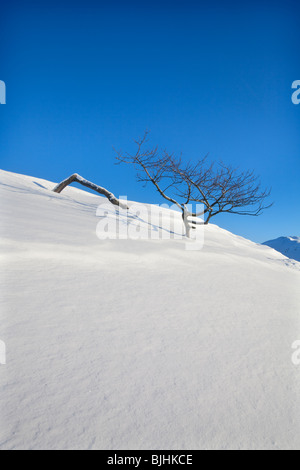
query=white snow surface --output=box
[0,169,300,450]
[263,236,300,263]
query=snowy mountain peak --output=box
[262,236,300,262]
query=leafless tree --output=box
[115,131,272,235]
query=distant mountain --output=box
[262,236,300,262]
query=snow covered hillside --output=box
[263,236,300,262]
[0,169,300,450]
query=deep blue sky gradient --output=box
[1,0,299,242]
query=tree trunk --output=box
[182,205,205,237]
[53,173,129,210]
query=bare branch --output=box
[53,173,129,209]
[115,131,273,233]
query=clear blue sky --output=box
[1,0,299,242]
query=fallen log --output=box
[53,173,129,209]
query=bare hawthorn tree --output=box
[115,131,272,235]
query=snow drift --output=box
[0,169,299,450]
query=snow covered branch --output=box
[53,174,129,210]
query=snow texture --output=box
[0,169,299,450]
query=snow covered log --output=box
[53,173,129,210]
